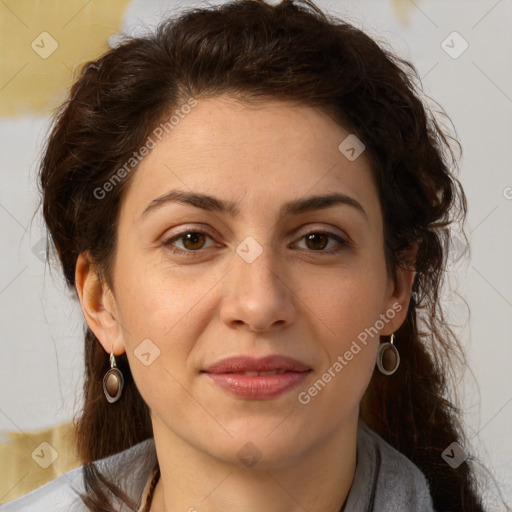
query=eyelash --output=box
[162,228,350,258]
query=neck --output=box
[148,413,359,512]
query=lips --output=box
[201,355,312,399]
[202,354,311,374]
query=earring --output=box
[376,333,400,375]
[103,349,124,403]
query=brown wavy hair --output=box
[38,0,499,510]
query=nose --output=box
[219,240,297,332]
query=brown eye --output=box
[295,230,348,253]
[163,230,216,257]
[180,232,207,250]
[304,233,329,251]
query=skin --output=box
[76,96,415,512]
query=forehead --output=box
[119,96,381,225]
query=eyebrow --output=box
[140,189,368,221]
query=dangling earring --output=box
[103,348,124,403]
[376,333,400,375]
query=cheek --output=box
[111,256,226,395]
[298,259,388,338]
[112,263,210,410]
[295,278,384,417]
[113,253,210,337]
[298,263,387,390]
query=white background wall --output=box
[1,0,511,509]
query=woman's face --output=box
[81,95,413,468]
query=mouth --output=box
[201,355,312,399]
[238,370,288,376]
[202,354,311,375]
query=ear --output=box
[75,252,125,356]
[380,244,417,336]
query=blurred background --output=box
[0,0,511,508]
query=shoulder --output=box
[0,438,156,512]
[360,421,431,488]
[344,420,436,512]
[0,465,86,512]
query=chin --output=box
[204,424,317,470]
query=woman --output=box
[0,0,492,510]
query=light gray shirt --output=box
[0,420,436,511]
